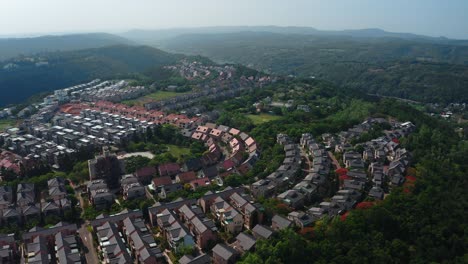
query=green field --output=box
[246,114,282,125]
[165,144,191,158]
[408,102,425,112]
[0,119,17,131]
[122,91,190,106]
[146,91,189,101]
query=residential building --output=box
[212,243,238,264]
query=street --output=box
[78,223,100,264]
[74,187,100,264]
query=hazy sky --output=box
[1,0,467,39]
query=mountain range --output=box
[1,26,468,106]
[2,26,466,61]
[120,26,463,45]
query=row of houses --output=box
[147,187,262,253]
[321,118,388,152]
[0,99,203,172]
[341,121,415,195]
[0,150,23,177]
[146,122,262,200]
[22,222,82,264]
[137,122,261,200]
[87,206,279,264]
[266,134,334,227]
[56,109,156,146]
[84,120,262,208]
[250,134,301,200]
[276,133,333,210]
[164,60,236,81]
[0,98,187,171]
[50,79,142,104]
[88,172,147,210]
[92,210,164,264]
[187,123,260,176]
[143,72,272,112]
[281,121,416,230]
[79,80,149,102]
[0,128,76,170]
[80,101,202,129]
[1,178,72,226]
[52,79,102,103]
[209,213,301,264]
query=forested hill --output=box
[160,32,468,103]
[0,33,134,61]
[0,45,181,106]
[0,33,133,61]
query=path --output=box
[328,151,341,170]
[163,250,174,264]
[117,151,155,159]
[145,186,157,203]
[300,148,313,173]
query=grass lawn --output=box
[0,119,17,131]
[165,144,191,158]
[408,102,425,112]
[246,114,282,125]
[122,91,190,106]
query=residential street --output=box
[75,188,99,264]
[78,223,99,264]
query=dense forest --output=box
[0,45,181,106]
[161,32,468,103]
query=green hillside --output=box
[161,32,468,103]
[0,45,181,106]
[0,33,133,61]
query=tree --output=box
[125,156,151,174]
[93,155,122,189]
[224,174,245,187]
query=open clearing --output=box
[165,144,191,158]
[246,114,282,125]
[122,91,190,106]
[0,119,18,131]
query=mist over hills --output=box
[0,33,134,61]
[120,26,467,45]
[1,25,468,106]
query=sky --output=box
[0,0,467,39]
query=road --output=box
[75,188,99,264]
[78,223,100,264]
